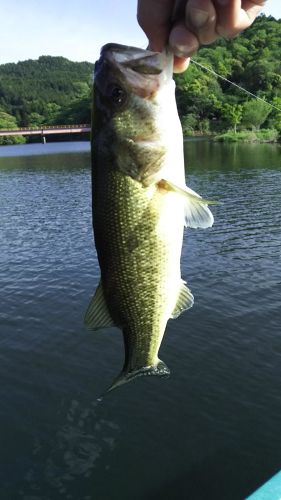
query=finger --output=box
[242,0,266,24]
[173,55,190,73]
[214,0,266,38]
[137,0,175,52]
[169,21,200,58]
[185,0,218,45]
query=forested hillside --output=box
[0,15,280,143]
[0,56,93,134]
[175,14,281,136]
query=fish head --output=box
[93,43,179,185]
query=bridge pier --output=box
[42,136,46,144]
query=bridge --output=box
[0,124,91,142]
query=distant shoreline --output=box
[183,129,280,144]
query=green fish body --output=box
[85,44,214,392]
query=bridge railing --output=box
[0,123,91,136]
[0,124,91,134]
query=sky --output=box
[0,0,280,65]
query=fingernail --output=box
[169,26,199,57]
[171,43,197,57]
[189,8,209,28]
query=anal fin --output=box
[84,281,115,331]
[170,280,194,319]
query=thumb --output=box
[137,0,176,52]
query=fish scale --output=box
[85,43,214,393]
[95,172,181,362]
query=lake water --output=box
[0,140,280,500]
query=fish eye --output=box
[108,84,127,107]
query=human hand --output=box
[137,0,266,72]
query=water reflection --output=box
[0,141,281,500]
[20,398,119,499]
[184,139,280,172]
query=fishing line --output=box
[190,58,281,112]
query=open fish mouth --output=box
[96,43,173,99]
[100,43,168,74]
[99,43,173,83]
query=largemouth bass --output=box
[85,43,214,393]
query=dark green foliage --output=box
[0,55,93,127]
[242,100,272,130]
[215,129,279,143]
[0,15,279,139]
[215,131,257,142]
[56,95,92,125]
[0,109,26,144]
[175,15,281,135]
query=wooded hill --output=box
[0,56,93,133]
[175,14,280,137]
[0,15,280,143]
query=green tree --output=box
[0,110,17,128]
[181,113,197,135]
[45,102,62,124]
[221,104,243,133]
[0,109,25,144]
[267,97,281,132]
[26,112,45,127]
[175,62,223,132]
[56,95,91,125]
[242,99,272,130]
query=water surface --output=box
[0,141,280,500]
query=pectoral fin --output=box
[158,179,218,229]
[171,280,194,319]
[84,281,115,331]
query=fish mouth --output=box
[100,43,172,78]
[99,43,173,98]
[95,43,173,99]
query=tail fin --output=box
[99,360,170,399]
